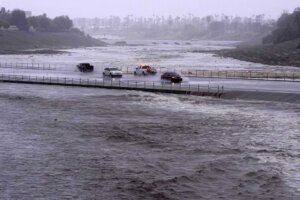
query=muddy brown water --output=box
[0,83,299,200]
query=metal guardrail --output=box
[2,62,298,82]
[0,74,225,96]
[0,62,56,70]
[181,69,300,82]
[0,62,169,73]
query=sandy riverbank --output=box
[217,39,300,67]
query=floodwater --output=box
[0,40,299,72]
[0,83,299,199]
[0,40,299,199]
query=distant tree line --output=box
[74,14,275,40]
[0,7,73,32]
[263,8,300,44]
[28,14,73,32]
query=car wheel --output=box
[134,71,137,75]
[143,72,146,75]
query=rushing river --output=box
[0,40,299,72]
[0,40,299,199]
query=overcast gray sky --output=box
[1,0,299,18]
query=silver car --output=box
[103,68,123,78]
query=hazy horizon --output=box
[1,0,299,19]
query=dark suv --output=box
[161,72,183,83]
[77,63,94,72]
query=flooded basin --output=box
[0,83,299,199]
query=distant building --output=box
[0,7,6,14]
[25,11,32,18]
[7,25,19,31]
[29,26,36,32]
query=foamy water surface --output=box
[0,83,299,199]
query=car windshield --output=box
[166,72,178,76]
[109,68,119,71]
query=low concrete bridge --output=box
[0,74,225,98]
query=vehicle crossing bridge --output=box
[0,74,225,98]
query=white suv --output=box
[103,68,123,78]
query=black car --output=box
[161,72,183,83]
[77,63,94,72]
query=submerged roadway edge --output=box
[1,79,299,104]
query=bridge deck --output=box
[0,74,225,98]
